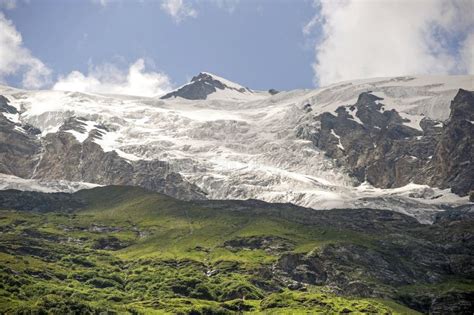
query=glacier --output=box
[0,74,472,222]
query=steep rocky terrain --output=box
[0,96,41,178]
[297,88,473,196]
[0,75,472,220]
[0,96,204,200]
[161,72,257,100]
[0,186,472,314]
[430,89,474,195]
[35,119,205,200]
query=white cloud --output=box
[0,0,16,9]
[161,0,197,23]
[460,33,474,74]
[53,59,173,97]
[305,0,474,86]
[0,12,51,88]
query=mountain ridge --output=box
[0,74,472,221]
[161,72,261,101]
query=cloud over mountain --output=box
[53,59,172,97]
[306,0,474,86]
[0,13,51,88]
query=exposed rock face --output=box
[0,95,18,114]
[298,89,473,195]
[429,89,474,195]
[223,236,294,254]
[0,113,205,200]
[92,236,129,250]
[0,110,41,179]
[275,241,448,293]
[429,292,474,315]
[33,123,205,200]
[270,205,474,313]
[161,72,251,100]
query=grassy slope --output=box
[0,186,467,314]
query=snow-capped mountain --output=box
[161,72,268,101]
[0,73,472,222]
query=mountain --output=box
[161,72,267,101]
[0,74,473,222]
[298,88,474,196]
[0,186,473,313]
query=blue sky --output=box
[0,0,472,96]
[2,0,318,91]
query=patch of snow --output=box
[201,72,250,92]
[348,106,364,125]
[93,129,119,152]
[0,173,100,193]
[3,112,20,123]
[42,125,60,136]
[330,129,344,150]
[13,125,26,134]
[398,112,424,131]
[65,120,97,143]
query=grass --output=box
[0,185,469,313]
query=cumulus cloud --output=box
[0,13,52,88]
[161,0,197,23]
[305,0,474,86]
[53,59,173,97]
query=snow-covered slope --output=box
[0,74,472,222]
[160,72,269,101]
[0,173,99,193]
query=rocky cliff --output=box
[0,96,205,200]
[297,88,473,196]
[161,72,253,100]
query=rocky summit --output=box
[161,72,254,100]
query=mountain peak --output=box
[161,71,253,100]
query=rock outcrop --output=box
[270,204,474,313]
[0,98,41,178]
[429,89,474,195]
[298,89,473,196]
[0,112,205,200]
[2,186,472,314]
[33,122,205,200]
[161,72,251,100]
